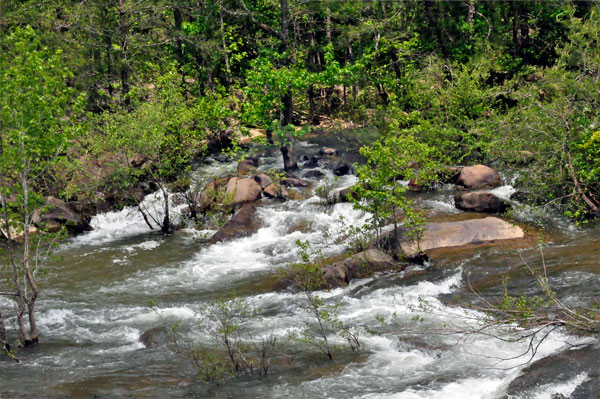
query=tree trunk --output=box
[161,184,170,234]
[281,143,298,172]
[219,1,231,78]
[119,0,130,105]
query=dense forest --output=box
[1,0,599,222]
[1,0,600,395]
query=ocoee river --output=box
[1,139,598,398]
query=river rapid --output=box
[1,137,599,399]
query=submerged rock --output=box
[237,156,260,176]
[505,345,600,399]
[304,155,323,168]
[139,327,171,348]
[302,169,326,179]
[209,203,260,244]
[381,216,527,261]
[454,190,509,213]
[322,249,400,287]
[457,165,501,189]
[282,177,310,187]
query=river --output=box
[1,138,598,398]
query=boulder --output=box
[139,327,171,348]
[237,157,260,176]
[505,345,600,399]
[196,179,220,211]
[282,177,310,187]
[510,190,532,203]
[334,162,351,176]
[225,177,262,205]
[263,184,288,200]
[304,155,323,168]
[382,216,526,261]
[322,249,398,288]
[454,190,509,213]
[32,196,91,233]
[209,203,261,244]
[319,147,337,156]
[0,221,38,242]
[302,170,326,179]
[457,165,501,189]
[408,179,429,192]
[253,174,273,189]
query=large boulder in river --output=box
[225,177,262,205]
[253,174,273,189]
[505,345,600,399]
[381,216,527,262]
[454,191,509,213]
[32,196,91,233]
[457,165,501,189]
[322,249,399,287]
[209,203,260,244]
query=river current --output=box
[1,140,598,398]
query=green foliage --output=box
[170,297,278,383]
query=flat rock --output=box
[384,216,526,261]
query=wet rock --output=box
[282,177,310,187]
[505,345,600,399]
[263,184,288,200]
[139,327,171,348]
[572,376,600,399]
[322,263,348,288]
[304,155,323,168]
[198,179,220,210]
[0,221,38,242]
[209,203,260,244]
[225,177,262,205]
[32,196,91,233]
[408,179,429,192]
[237,156,260,176]
[381,216,526,262]
[253,174,273,189]
[319,147,337,156]
[334,162,351,176]
[338,186,359,202]
[322,249,399,288]
[303,170,326,179]
[510,190,532,203]
[457,165,501,189]
[454,190,509,213]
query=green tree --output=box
[0,26,82,347]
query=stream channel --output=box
[1,134,599,399]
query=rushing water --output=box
[1,139,599,399]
